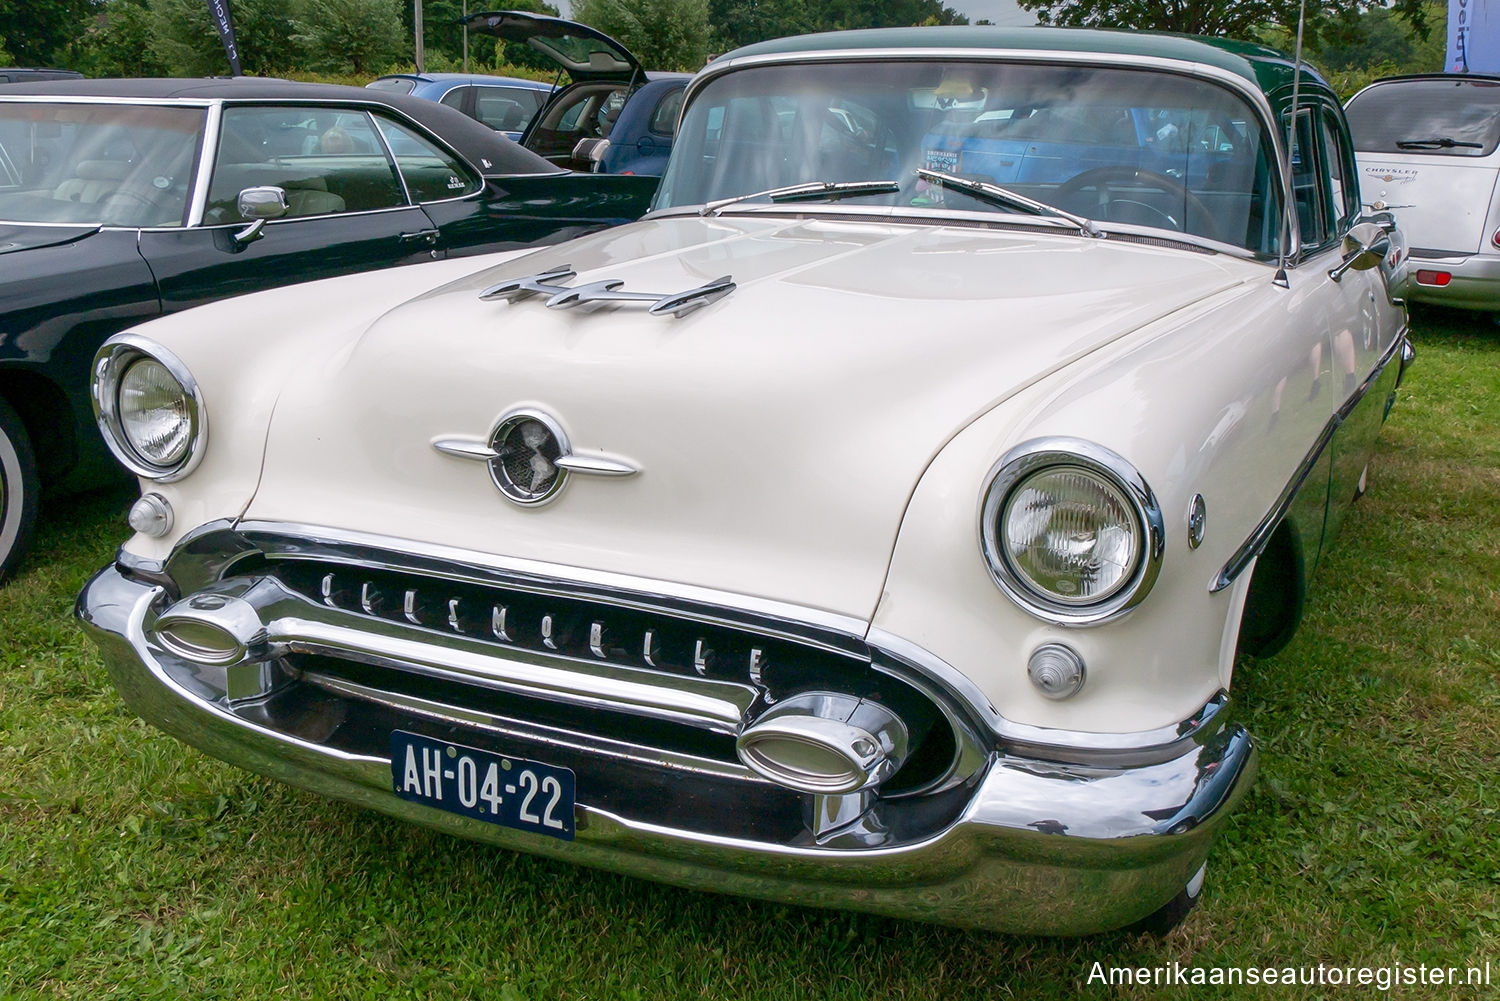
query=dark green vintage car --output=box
[0,77,656,580]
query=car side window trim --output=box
[185,101,224,227]
[367,108,415,206]
[204,103,412,226]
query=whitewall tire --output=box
[0,397,40,583]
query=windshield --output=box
[1345,78,1500,157]
[655,60,1281,255]
[0,102,204,227]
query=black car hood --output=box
[0,223,101,255]
[461,11,646,84]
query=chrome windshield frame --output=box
[668,46,1301,264]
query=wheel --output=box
[1055,165,1221,242]
[0,397,41,583]
[1125,863,1205,936]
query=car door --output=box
[1315,102,1405,538]
[611,83,682,175]
[138,103,441,313]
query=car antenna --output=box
[1274,0,1307,289]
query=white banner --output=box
[1449,0,1500,73]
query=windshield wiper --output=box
[915,168,1102,237]
[1395,136,1484,150]
[699,179,900,217]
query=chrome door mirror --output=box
[233,186,289,245]
[238,185,289,220]
[1329,222,1391,282]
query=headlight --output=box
[92,334,206,481]
[980,438,1163,625]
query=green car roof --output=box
[719,26,1326,102]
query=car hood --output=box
[0,223,101,255]
[246,214,1258,619]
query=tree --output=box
[811,0,967,32]
[572,0,711,71]
[708,0,967,54]
[708,0,813,53]
[1015,0,1432,50]
[0,34,11,64]
[291,0,405,74]
[73,0,170,78]
[146,0,299,76]
[0,0,96,65]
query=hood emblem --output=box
[479,264,735,317]
[433,409,637,506]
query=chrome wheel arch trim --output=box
[1211,327,1410,593]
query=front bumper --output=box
[1406,251,1500,309]
[79,556,1256,936]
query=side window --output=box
[1320,109,1358,233]
[206,106,405,223]
[1287,108,1332,249]
[649,88,684,137]
[440,87,469,111]
[372,116,482,201]
[474,87,544,133]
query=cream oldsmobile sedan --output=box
[78,27,1412,936]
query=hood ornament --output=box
[433,408,638,507]
[479,265,734,317]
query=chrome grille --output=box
[273,560,880,702]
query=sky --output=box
[956,0,1037,27]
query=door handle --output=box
[399,229,440,246]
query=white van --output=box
[1346,73,1500,310]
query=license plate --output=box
[391,731,575,841]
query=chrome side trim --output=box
[1211,327,1409,592]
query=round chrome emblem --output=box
[1186,493,1207,549]
[487,409,571,505]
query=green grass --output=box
[2,306,1498,999]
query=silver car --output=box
[1347,73,1500,310]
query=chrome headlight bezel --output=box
[979,437,1164,626]
[92,333,207,482]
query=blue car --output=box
[463,11,689,176]
[367,73,553,141]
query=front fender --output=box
[872,276,1336,737]
[113,252,531,563]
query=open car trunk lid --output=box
[460,10,646,85]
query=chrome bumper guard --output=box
[80,559,1256,935]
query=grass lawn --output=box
[1,306,1497,999]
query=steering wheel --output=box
[99,187,172,225]
[1055,166,1220,243]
